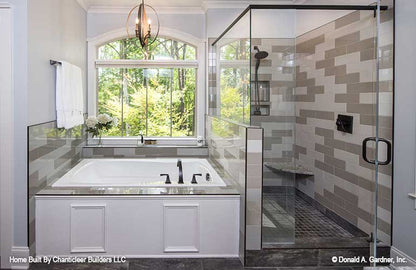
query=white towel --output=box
[56,61,84,129]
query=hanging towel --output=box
[56,61,84,129]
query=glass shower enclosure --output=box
[211,1,394,266]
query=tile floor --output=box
[262,190,354,244]
[28,258,369,270]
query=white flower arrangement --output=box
[85,117,99,129]
[97,114,112,125]
[85,114,117,140]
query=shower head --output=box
[253,46,269,60]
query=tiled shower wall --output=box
[250,38,296,186]
[294,8,394,243]
[206,116,263,263]
[28,122,85,254]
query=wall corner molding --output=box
[11,246,29,270]
[76,0,88,11]
[391,246,416,267]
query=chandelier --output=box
[126,0,160,49]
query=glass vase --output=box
[97,131,103,147]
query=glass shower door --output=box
[364,0,394,263]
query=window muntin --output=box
[98,67,196,137]
[98,37,196,61]
[96,36,197,138]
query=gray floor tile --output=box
[263,190,353,245]
[26,258,375,270]
[276,267,359,270]
[29,262,128,270]
[129,258,203,270]
[202,258,243,270]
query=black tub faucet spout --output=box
[177,159,184,184]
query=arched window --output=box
[93,36,199,138]
[98,37,196,61]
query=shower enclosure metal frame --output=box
[212,3,393,267]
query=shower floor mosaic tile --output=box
[263,189,353,243]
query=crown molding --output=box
[88,5,205,14]
[202,0,295,11]
[86,1,297,14]
[76,0,88,11]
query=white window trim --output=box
[87,26,206,145]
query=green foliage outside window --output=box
[97,37,196,137]
[219,39,251,124]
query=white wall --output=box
[296,9,351,36]
[252,9,296,38]
[393,0,416,261]
[0,5,14,268]
[27,0,87,125]
[4,0,87,255]
[8,0,29,252]
[206,8,244,38]
[87,12,205,40]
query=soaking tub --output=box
[52,158,226,188]
[36,158,240,258]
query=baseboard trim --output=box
[391,246,416,266]
[11,246,29,270]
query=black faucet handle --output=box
[160,174,171,184]
[191,174,202,184]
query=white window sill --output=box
[86,137,204,147]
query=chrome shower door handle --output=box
[362,137,392,165]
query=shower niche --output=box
[250,81,270,116]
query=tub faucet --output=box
[138,134,144,146]
[177,159,184,184]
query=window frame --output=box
[87,27,206,145]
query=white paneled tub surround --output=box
[52,159,226,188]
[36,196,240,257]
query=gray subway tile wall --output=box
[294,8,393,243]
[251,38,296,187]
[82,146,208,158]
[28,122,86,255]
[246,128,264,251]
[206,116,264,263]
